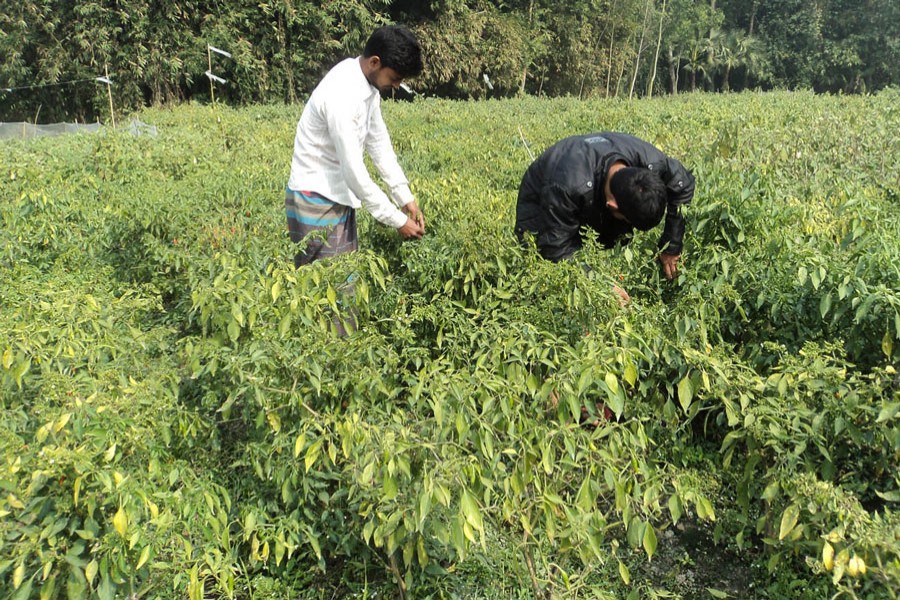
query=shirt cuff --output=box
[383,207,409,229]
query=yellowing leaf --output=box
[113,506,128,537]
[618,560,631,585]
[624,362,638,386]
[305,439,322,472]
[73,476,82,507]
[53,412,72,434]
[136,545,151,570]
[460,490,484,532]
[822,541,834,571]
[12,563,25,590]
[778,503,800,540]
[85,560,98,585]
[266,411,281,434]
[294,433,306,458]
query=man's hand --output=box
[612,284,630,306]
[397,217,424,239]
[658,253,680,280]
[402,201,425,232]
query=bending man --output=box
[515,132,695,280]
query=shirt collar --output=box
[349,56,379,99]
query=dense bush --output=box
[1,91,899,598]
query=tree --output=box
[661,0,723,93]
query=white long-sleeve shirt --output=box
[287,57,414,229]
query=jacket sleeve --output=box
[658,157,695,255]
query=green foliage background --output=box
[1,0,898,121]
[1,91,900,598]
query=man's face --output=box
[364,57,405,94]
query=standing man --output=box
[286,25,425,268]
[515,132,695,283]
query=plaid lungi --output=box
[285,188,358,267]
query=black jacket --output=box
[515,132,695,262]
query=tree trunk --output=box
[279,12,296,104]
[647,0,667,98]
[667,45,678,94]
[748,0,758,36]
[605,0,618,97]
[519,0,534,95]
[629,0,653,99]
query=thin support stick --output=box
[207,46,215,104]
[105,64,116,128]
[518,125,535,161]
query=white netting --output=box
[0,119,157,140]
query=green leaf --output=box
[626,517,645,549]
[642,524,658,560]
[278,313,291,337]
[707,588,730,598]
[605,372,625,417]
[876,403,900,423]
[677,376,693,412]
[778,504,800,540]
[819,293,831,319]
[304,527,322,560]
[231,303,245,327]
[668,494,683,525]
[576,476,595,512]
[383,475,398,500]
[875,489,900,502]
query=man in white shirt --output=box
[286,25,425,268]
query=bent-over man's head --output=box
[609,167,667,231]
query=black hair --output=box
[363,25,423,79]
[609,167,667,231]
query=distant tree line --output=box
[1,0,897,122]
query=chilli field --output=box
[1,91,899,599]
